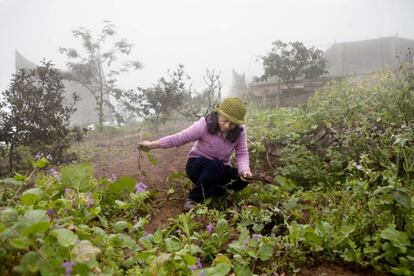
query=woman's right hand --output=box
[138,140,153,151]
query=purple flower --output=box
[86,194,94,207]
[253,234,262,241]
[135,182,148,193]
[200,272,205,276]
[62,261,75,276]
[243,237,251,245]
[189,265,196,271]
[206,223,213,234]
[64,188,73,199]
[35,153,42,160]
[196,257,203,269]
[49,168,61,180]
[110,173,117,182]
[47,208,55,216]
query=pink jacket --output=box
[159,117,250,175]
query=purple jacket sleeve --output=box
[159,118,205,148]
[235,126,250,175]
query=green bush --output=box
[0,61,83,175]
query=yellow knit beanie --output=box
[214,97,247,125]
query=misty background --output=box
[1,0,413,94]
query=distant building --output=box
[237,36,414,107]
[325,36,414,76]
[232,69,247,95]
[244,77,336,107]
[15,50,102,126]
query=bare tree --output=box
[176,69,222,120]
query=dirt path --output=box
[75,132,192,232]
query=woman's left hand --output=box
[240,170,253,182]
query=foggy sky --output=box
[1,0,413,94]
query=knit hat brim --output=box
[214,105,245,125]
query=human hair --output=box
[205,111,242,143]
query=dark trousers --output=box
[186,157,248,203]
